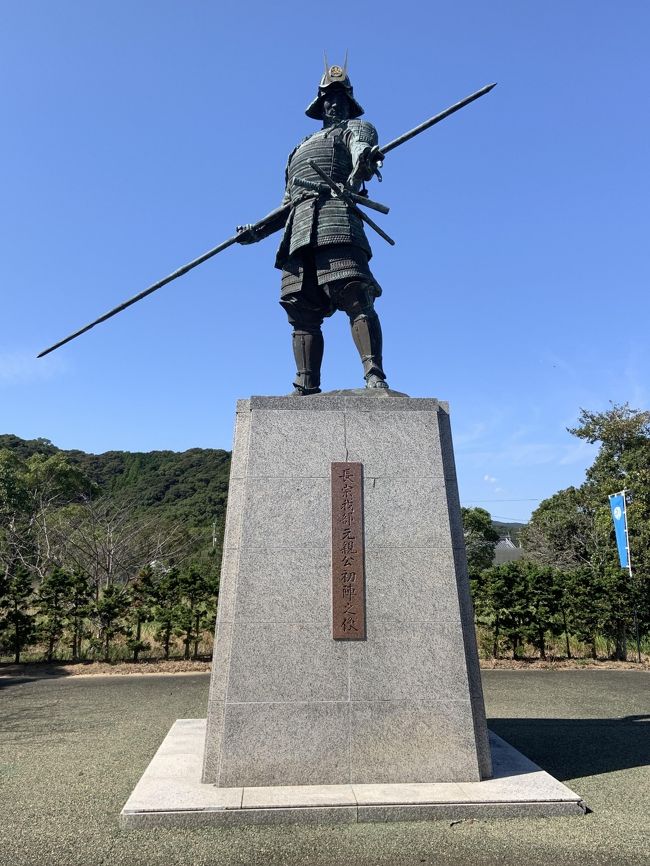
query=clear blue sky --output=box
[2,1,648,523]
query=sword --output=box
[292,176,390,215]
[307,160,395,247]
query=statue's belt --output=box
[290,177,389,216]
[291,177,334,198]
[291,167,394,246]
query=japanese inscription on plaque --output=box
[331,462,366,640]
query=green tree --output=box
[36,567,73,662]
[461,507,500,577]
[173,566,218,660]
[472,560,563,659]
[569,404,650,658]
[561,566,608,659]
[126,566,157,662]
[0,566,35,663]
[523,404,650,660]
[524,562,563,660]
[0,449,93,584]
[93,584,129,662]
[522,487,610,657]
[0,450,29,517]
[153,568,182,660]
[473,562,529,658]
[66,570,91,661]
[0,453,32,660]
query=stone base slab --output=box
[120,719,587,827]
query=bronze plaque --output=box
[331,462,366,640]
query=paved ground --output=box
[1,670,648,866]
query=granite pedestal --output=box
[203,393,490,787]
[121,392,585,826]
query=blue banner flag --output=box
[609,492,630,569]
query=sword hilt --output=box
[292,175,390,215]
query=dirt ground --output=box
[0,658,213,677]
[2,655,648,679]
[480,656,650,671]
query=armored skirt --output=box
[280,243,381,299]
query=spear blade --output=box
[379,82,496,156]
[38,238,235,358]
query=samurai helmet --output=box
[305,52,365,120]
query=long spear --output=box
[38,82,496,358]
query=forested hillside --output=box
[0,435,231,663]
[0,434,230,529]
[492,521,525,543]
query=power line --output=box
[463,498,541,503]
[491,515,529,523]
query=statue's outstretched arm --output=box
[345,120,383,188]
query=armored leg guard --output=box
[350,311,388,388]
[333,279,388,389]
[291,329,324,395]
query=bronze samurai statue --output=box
[237,60,388,395]
[38,64,495,387]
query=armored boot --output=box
[350,311,388,389]
[291,329,324,395]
